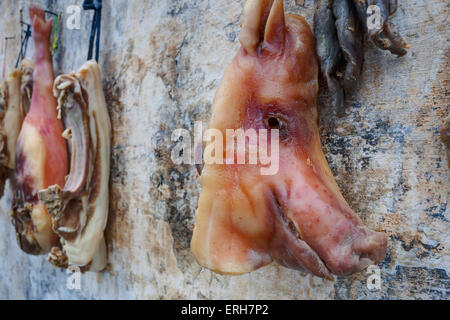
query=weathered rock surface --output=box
[0,0,448,299]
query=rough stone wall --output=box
[0,0,448,299]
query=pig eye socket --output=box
[264,113,291,141]
[264,114,288,132]
[267,117,281,129]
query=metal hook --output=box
[83,0,102,62]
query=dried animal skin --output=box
[39,61,111,271]
[0,60,33,196]
[191,0,387,278]
[354,0,407,56]
[12,6,68,255]
[314,0,407,115]
[314,0,345,116]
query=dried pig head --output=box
[191,0,387,279]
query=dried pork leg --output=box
[0,71,22,195]
[39,61,111,271]
[191,0,387,278]
[0,60,33,197]
[12,6,68,254]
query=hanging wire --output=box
[83,0,102,62]
[15,21,31,68]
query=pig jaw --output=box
[192,129,388,278]
[266,153,388,277]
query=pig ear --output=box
[239,0,269,55]
[263,0,285,52]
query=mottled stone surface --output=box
[0,0,448,299]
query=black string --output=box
[87,9,98,60]
[83,0,102,62]
[44,10,58,17]
[95,6,101,62]
[15,22,31,68]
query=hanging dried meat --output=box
[12,6,68,255]
[0,60,33,197]
[39,60,111,271]
[191,0,387,278]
